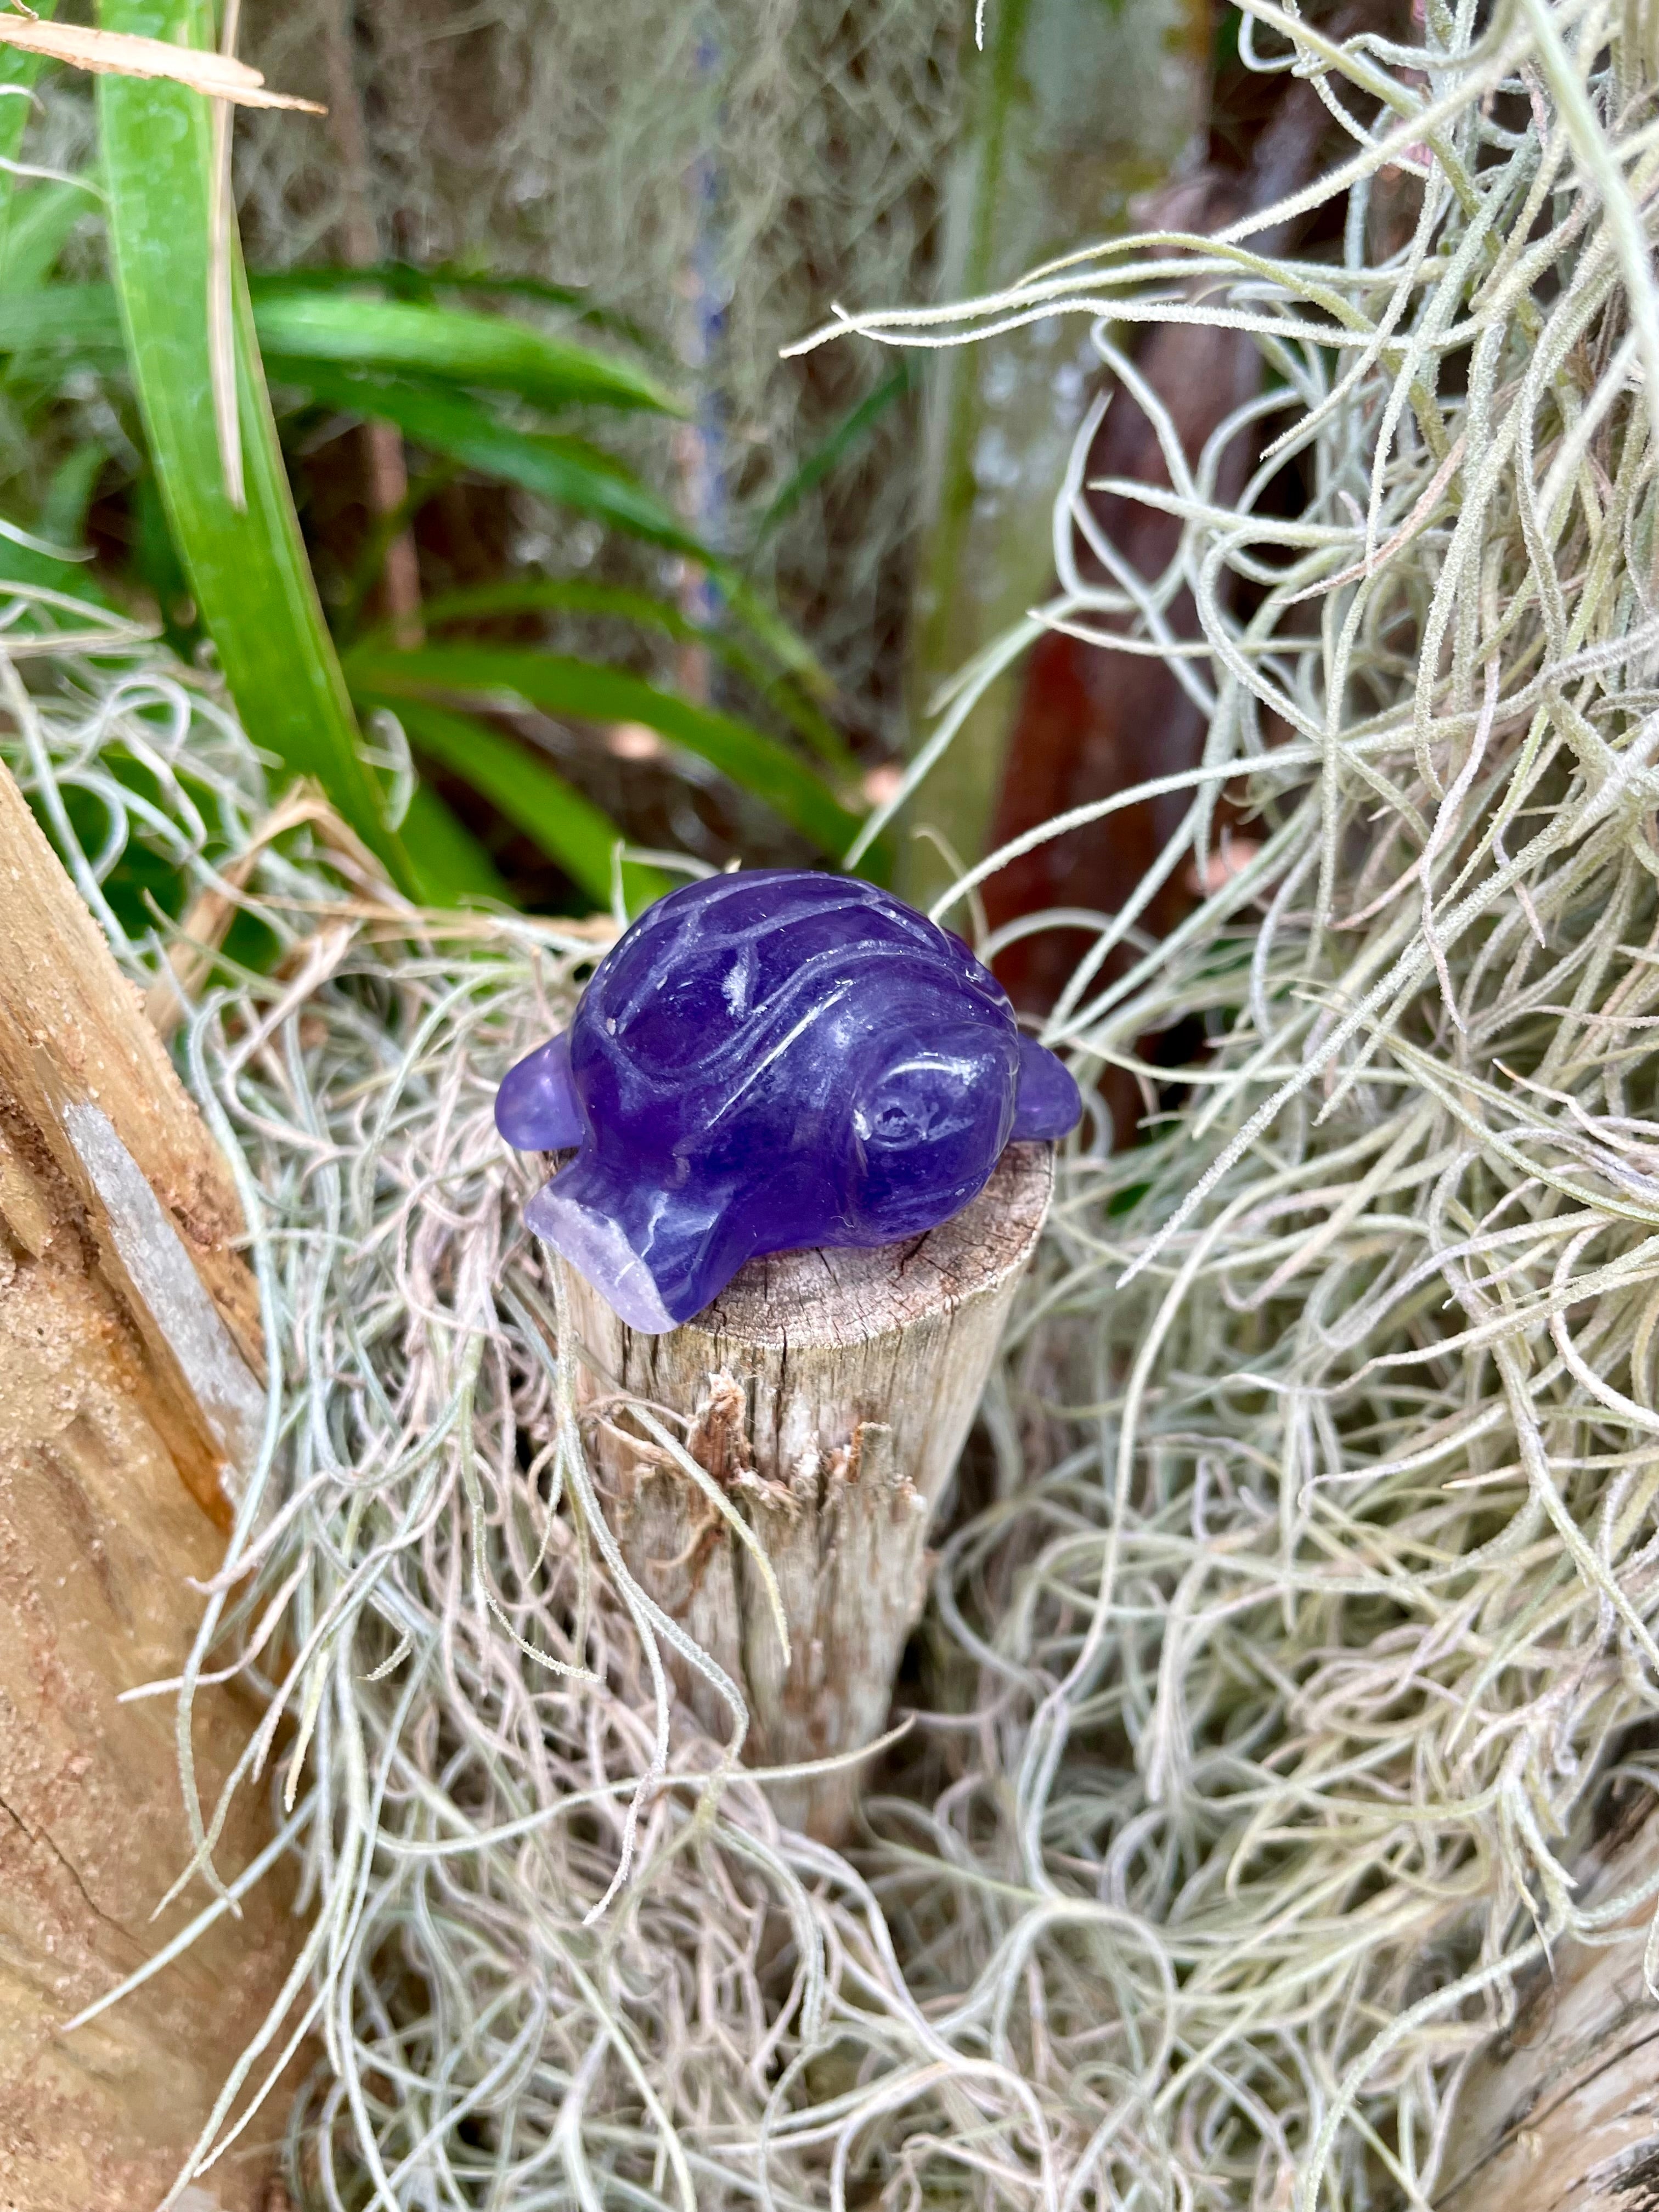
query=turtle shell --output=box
[496,870,1079,1331]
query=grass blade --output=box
[405,576,859,780]
[0,280,124,359]
[0,446,112,600]
[0,289,831,702]
[1,180,93,295]
[287,364,828,694]
[346,640,876,867]
[748,361,910,555]
[396,777,510,906]
[252,290,680,415]
[251,261,661,354]
[0,0,58,269]
[383,695,669,911]
[280,364,704,552]
[93,0,441,892]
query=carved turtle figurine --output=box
[496,868,1080,1332]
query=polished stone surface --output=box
[496,870,1080,1331]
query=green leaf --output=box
[93,0,449,898]
[132,464,196,651]
[396,777,511,906]
[0,3,57,259]
[251,290,681,416]
[407,576,860,780]
[0,281,123,363]
[346,641,873,867]
[284,364,829,696]
[1,180,94,296]
[250,261,662,356]
[749,362,911,554]
[278,360,698,549]
[0,286,831,706]
[383,695,668,912]
[0,509,103,599]
[38,441,106,549]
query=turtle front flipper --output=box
[526,1156,735,1334]
[496,1031,583,1151]
[1011,1034,1081,1143]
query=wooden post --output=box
[0,759,300,2211]
[559,1139,1053,1839]
[1438,1802,1659,2212]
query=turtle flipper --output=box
[496,1031,583,1151]
[525,1156,731,1334]
[1011,1034,1081,1143]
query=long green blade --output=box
[1,182,92,297]
[397,778,510,906]
[385,696,669,912]
[347,641,871,865]
[282,364,705,554]
[0,283,829,702]
[93,0,436,894]
[406,577,859,780]
[0,2,56,274]
[749,362,911,554]
[0,281,124,361]
[286,365,827,692]
[251,291,680,416]
[251,261,659,354]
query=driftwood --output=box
[558,1139,1053,1839]
[0,758,298,2211]
[1439,1798,1659,2212]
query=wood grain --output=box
[560,1141,1053,1838]
[0,758,298,2211]
[1439,1800,1659,2212]
[0,755,264,1518]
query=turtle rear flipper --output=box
[526,1156,731,1334]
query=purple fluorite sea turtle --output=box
[495,869,1080,1333]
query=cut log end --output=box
[557,1141,1054,1840]
[692,1138,1054,1350]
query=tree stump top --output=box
[690,1139,1054,1352]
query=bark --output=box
[558,1140,1053,1839]
[1438,1797,1659,2212]
[0,761,301,2212]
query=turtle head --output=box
[842,1023,1017,1240]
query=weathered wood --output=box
[0,758,298,2211]
[1438,1801,1659,2212]
[0,759,264,1517]
[560,1140,1053,1838]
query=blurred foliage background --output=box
[0,1,1300,941]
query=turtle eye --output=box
[847,1035,1014,1235]
[860,1060,978,1150]
[851,1030,1015,1204]
[873,1097,918,1142]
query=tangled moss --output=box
[17,5,1659,2207]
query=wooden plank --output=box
[0,755,264,1519]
